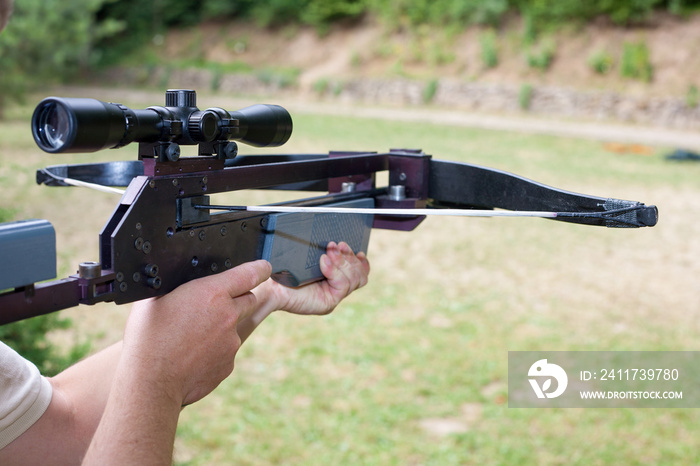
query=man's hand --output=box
[123,260,272,407]
[274,241,370,315]
[82,260,272,464]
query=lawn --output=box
[1,88,699,465]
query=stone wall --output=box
[103,67,700,130]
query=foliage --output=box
[519,83,534,109]
[422,79,439,103]
[300,0,366,34]
[686,84,699,108]
[588,50,615,75]
[0,317,90,376]
[0,0,118,118]
[479,30,500,69]
[78,0,700,68]
[255,67,301,88]
[367,0,510,28]
[525,38,556,71]
[620,40,653,82]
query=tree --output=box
[0,0,118,119]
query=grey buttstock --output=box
[0,219,57,290]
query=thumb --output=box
[212,260,272,299]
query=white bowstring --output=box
[59,176,126,195]
[58,175,558,218]
[222,205,559,218]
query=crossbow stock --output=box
[0,90,658,325]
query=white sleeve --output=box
[0,341,53,450]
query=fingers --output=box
[320,241,370,293]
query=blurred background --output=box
[1,1,699,464]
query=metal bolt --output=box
[172,179,179,187]
[399,172,407,182]
[149,180,156,189]
[201,176,208,185]
[189,230,195,238]
[142,241,152,254]
[132,272,141,282]
[119,282,128,292]
[78,262,101,279]
[222,142,238,159]
[166,144,180,162]
[116,272,124,282]
[147,277,162,290]
[260,218,268,229]
[220,226,227,236]
[240,221,247,232]
[134,237,144,250]
[198,230,206,241]
[191,257,199,267]
[225,259,232,269]
[389,185,406,201]
[210,263,218,272]
[136,222,142,230]
[144,264,159,278]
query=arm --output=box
[85,243,368,463]
[81,260,272,465]
[0,342,122,466]
[0,260,271,466]
[0,243,368,465]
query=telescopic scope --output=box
[31,89,293,154]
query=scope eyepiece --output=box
[31,90,293,155]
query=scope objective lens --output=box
[35,101,74,152]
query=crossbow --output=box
[0,90,658,325]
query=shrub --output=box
[0,317,91,376]
[519,83,533,110]
[0,0,117,118]
[422,79,439,103]
[313,78,330,94]
[588,50,615,75]
[686,85,699,108]
[479,29,499,69]
[526,39,556,71]
[620,40,653,82]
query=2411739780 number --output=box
[598,368,679,381]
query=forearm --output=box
[0,342,122,465]
[82,350,182,465]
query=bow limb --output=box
[427,160,658,228]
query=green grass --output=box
[2,90,699,465]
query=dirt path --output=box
[289,100,700,150]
